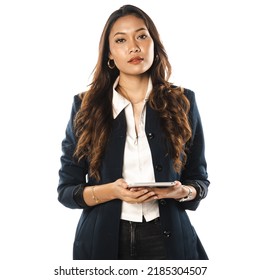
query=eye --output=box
[138,34,148,40]
[115,38,126,43]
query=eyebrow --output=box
[113,27,147,37]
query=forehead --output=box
[110,15,147,36]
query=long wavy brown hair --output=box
[74,5,192,181]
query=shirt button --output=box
[155,164,163,172]
[159,199,167,206]
[147,132,154,139]
[163,230,171,238]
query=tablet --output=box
[128,182,175,187]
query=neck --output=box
[116,74,150,104]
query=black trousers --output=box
[118,217,167,260]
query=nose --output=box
[130,46,140,53]
[129,40,140,53]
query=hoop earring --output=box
[107,59,115,69]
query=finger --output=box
[136,190,158,202]
[120,188,148,203]
[132,189,149,198]
[129,187,148,192]
[125,189,151,203]
[173,180,182,189]
[152,187,170,194]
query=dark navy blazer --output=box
[58,88,210,259]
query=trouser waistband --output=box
[121,216,160,224]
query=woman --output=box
[58,4,210,260]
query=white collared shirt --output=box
[112,77,159,222]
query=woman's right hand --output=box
[112,178,158,204]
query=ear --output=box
[108,51,113,60]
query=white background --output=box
[0,0,259,279]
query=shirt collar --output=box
[112,76,153,119]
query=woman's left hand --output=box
[151,181,196,201]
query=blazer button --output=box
[147,132,154,139]
[155,164,163,172]
[163,230,171,238]
[159,199,166,206]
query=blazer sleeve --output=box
[179,89,210,210]
[57,95,91,209]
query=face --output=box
[108,15,154,77]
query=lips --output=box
[128,56,144,63]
